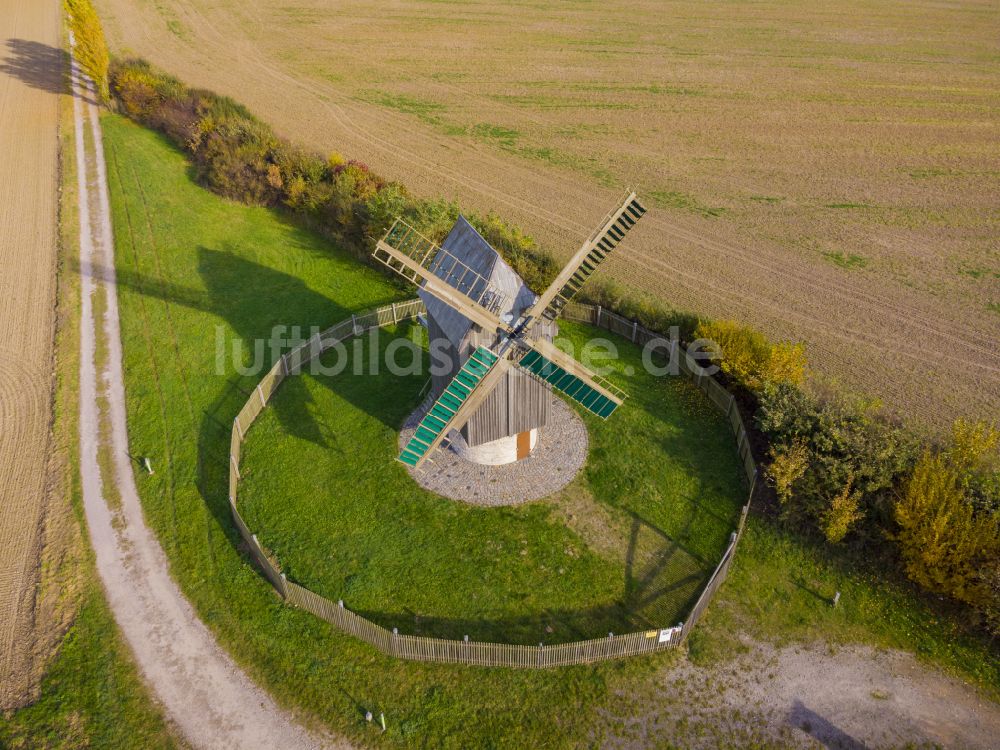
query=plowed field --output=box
[96,0,1000,429]
[0,0,61,709]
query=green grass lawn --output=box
[103,112,998,748]
[239,319,743,645]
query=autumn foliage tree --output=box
[694,319,805,393]
[65,0,110,101]
[894,422,1000,631]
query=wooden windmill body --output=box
[420,217,556,463]
[374,192,647,470]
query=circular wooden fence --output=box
[227,299,757,667]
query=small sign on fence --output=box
[658,627,680,643]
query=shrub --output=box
[758,382,915,537]
[821,475,863,543]
[894,450,1000,625]
[949,419,1000,511]
[694,319,805,393]
[470,212,557,292]
[767,439,810,506]
[65,0,109,101]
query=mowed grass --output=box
[239,320,743,645]
[102,112,712,746]
[103,113,999,748]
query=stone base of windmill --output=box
[398,397,588,506]
[450,429,538,465]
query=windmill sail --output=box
[528,192,646,322]
[516,340,626,420]
[398,347,510,468]
[374,219,510,334]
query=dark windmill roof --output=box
[418,216,537,348]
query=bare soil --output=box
[95,0,1000,433]
[599,639,1000,749]
[0,0,63,711]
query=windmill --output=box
[373,191,647,469]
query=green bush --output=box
[758,382,915,539]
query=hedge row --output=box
[107,58,998,635]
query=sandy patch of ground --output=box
[95,0,1000,433]
[599,640,1000,749]
[0,0,63,711]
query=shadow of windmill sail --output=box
[79,243,407,443]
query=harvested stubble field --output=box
[0,0,62,709]
[97,0,1000,431]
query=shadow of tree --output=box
[74,244,414,556]
[0,38,99,105]
[788,700,870,750]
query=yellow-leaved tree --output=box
[767,439,810,506]
[694,319,805,393]
[65,0,110,102]
[894,450,999,609]
[821,474,863,544]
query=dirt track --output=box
[0,0,61,709]
[70,39,337,748]
[95,0,1000,432]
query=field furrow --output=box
[96,0,1000,431]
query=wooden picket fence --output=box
[227,299,757,667]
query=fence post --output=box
[631,319,638,343]
[596,305,602,326]
[391,301,397,324]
